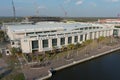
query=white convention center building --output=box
[4,22,114,53]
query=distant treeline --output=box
[0,17,23,24]
[0,16,118,25]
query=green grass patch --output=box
[0,53,2,58]
[13,73,25,80]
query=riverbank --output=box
[55,46,120,71]
[38,43,120,80]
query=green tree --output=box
[0,30,5,42]
[10,47,18,56]
[75,43,81,49]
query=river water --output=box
[47,50,120,80]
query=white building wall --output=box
[72,36,74,44]
[83,34,85,42]
[14,33,25,40]
[100,31,102,37]
[65,37,68,45]
[96,31,99,38]
[103,31,106,37]
[78,35,80,42]
[21,39,31,53]
[38,40,43,52]
[49,39,52,49]
[57,38,60,48]
[92,32,95,39]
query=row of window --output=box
[31,30,110,49]
[31,35,84,49]
[75,27,102,31]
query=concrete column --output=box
[100,31,102,37]
[105,30,107,37]
[83,34,85,42]
[103,31,106,37]
[49,39,52,49]
[98,31,100,38]
[65,37,68,45]
[72,36,74,44]
[94,32,97,39]
[87,33,89,40]
[38,39,43,52]
[96,31,99,38]
[92,32,94,39]
[29,40,32,53]
[57,38,60,47]
[78,35,80,43]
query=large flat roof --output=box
[6,22,106,33]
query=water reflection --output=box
[48,50,120,80]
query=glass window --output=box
[93,27,96,29]
[52,39,57,46]
[74,36,78,42]
[85,27,88,30]
[80,28,83,30]
[89,27,92,29]
[85,34,87,41]
[32,40,38,49]
[43,39,48,48]
[68,37,72,44]
[113,29,118,35]
[60,38,65,45]
[80,35,83,41]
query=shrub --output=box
[13,73,25,80]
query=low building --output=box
[4,21,114,53]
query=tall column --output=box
[94,32,97,39]
[92,32,94,39]
[72,36,74,44]
[49,39,52,49]
[57,38,60,48]
[96,31,99,38]
[104,31,106,37]
[29,40,32,53]
[78,35,80,43]
[65,37,68,45]
[38,39,43,52]
[83,34,85,42]
[100,31,102,37]
[87,33,90,40]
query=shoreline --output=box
[38,46,120,80]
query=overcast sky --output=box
[0,0,120,17]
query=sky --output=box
[0,0,120,17]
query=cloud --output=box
[75,0,83,5]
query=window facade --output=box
[80,35,83,41]
[32,40,38,49]
[52,39,57,46]
[60,38,65,45]
[43,39,48,48]
[85,34,87,41]
[74,36,78,42]
[68,37,72,44]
